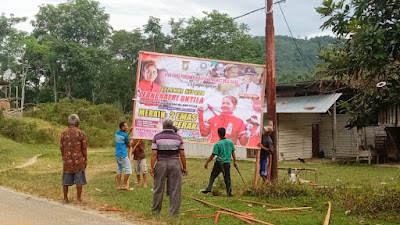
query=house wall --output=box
[320,114,375,158]
[0,99,10,109]
[183,114,376,160]
[277,114,321,161]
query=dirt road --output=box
[0,186,138,225]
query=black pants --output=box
[206,161,232,196]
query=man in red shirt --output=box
[198,96,247,145]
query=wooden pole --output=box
[254,148,261,188]
[324,201,332,225]
[267,154,272,181]
[214,212,221,224]
[217,211,255,224]
[332,99,337,161]
[265,0,278,180]
[266,207,312,212]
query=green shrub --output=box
[0,117,55,144]
[315,184,400,218]
[26,98,130,147]
[244,180,312,198]
[244,180,400,222]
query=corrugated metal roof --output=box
[263,93,342,113]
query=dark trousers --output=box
[152,158,182,216]
[206,161,232,196]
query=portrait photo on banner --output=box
[133,51,265,148]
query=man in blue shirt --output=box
[115,122,133,190]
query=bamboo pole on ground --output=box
[183,194,275,225]
[217,211,254,224]
[266,207,312,212]
[324,201,332,225]
[214,212,221,224]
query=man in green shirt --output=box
[201,127,237,197]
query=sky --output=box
[0,0,334,38]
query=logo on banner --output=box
[182,60,190,71]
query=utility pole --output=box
[265,0,278,180]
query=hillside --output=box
[253,35,337,83]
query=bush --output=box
[315,184,400,219]
[0,117,55,144]
[26,98,130,147]
[243,180,400,222]
[243,180,312,198]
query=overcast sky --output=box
[0,0,333,38]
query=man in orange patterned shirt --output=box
[60,114,88,204]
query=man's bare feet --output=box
[143,184,148,188]
[62,199,69,204]
[77,199,88,205]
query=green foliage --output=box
[26,98,129,147]
[245,180,400,220]
[2,0,339,111]
[171,11,264,64]
[253,35,336,83]
[32,0,111,47]
[244,180,311,198]
[317,0,400,127]
[0,116,55,144]
[316,184,400,218]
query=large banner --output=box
[133,51,265,148]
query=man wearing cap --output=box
[139,61,161,106]
[239,67,262,98]
[257,125,274,183]
[244,115,261,147]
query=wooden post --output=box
[265,0,278,180]
[15,86,19,109]
[332,99,337,161]
[267,154,272,181]
[254,148,260,188]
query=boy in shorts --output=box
[132,139,147,187]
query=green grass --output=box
[0,134,399,225]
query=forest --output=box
[0,0,336,112]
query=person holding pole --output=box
[201,127,237,197]
[131,139,148,188]
[257,125,274,183]
[115,122,133,190]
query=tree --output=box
[170,11,263,63]
[109,29,145,64]
[31,0,112,102]
[143,17,168,53]
[317,0,400,127]
[32,0,111,47]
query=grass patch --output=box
[25,98,131,147]
[0,135,399,224]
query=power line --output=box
[277,3,314,72]
[232,0,286,20]
[233,7,265,20]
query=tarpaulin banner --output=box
[133,51,265,148]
